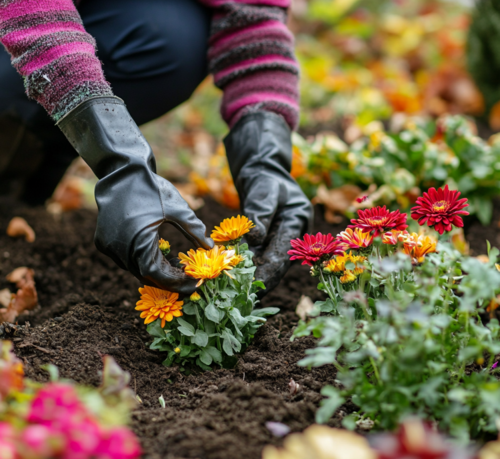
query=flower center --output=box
[311,242,325,253]
[156,298,171,309]
[367,216,386,226]
[432,200,448,212]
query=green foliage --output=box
[294,115,500,223]
[467,0,500,115]
[293,242,500,441]
[147,244,278,371]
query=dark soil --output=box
[0,198,348,459]
[1,196,499,459]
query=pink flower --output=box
[411,185,469,235]
[95,427,142,459]
[28,383,87,429]
[0,422,16,441]
[21,425,65,458]
[0,440,17,459]
[349,206,408,236]
[62,420,102,459]
[288,233,344,266]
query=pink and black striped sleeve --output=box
[0,0,113,122]
[199,0,300,130]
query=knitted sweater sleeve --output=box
[199,0,300,130]
[0,0,113,122]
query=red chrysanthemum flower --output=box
[288,233,344,266]
[349,206,408,236]
[336,228,374,250]
[411,185,469,235]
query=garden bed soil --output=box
[0,197,498,459]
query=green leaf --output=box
[200,349,213,366]
[177,325,195,337]
[180,345,192,357]
[316,386,344,424]
[252,307,280,317]
[229,308,248,328]
[196,358,212,371]
[176,318,195,337]
[191,330,209,347]
[252,280,266,290]
[206,346,222,363]
[147,319,165,338]
[205,302,223,323]
[222,329,241,356]
[183,303,198,315]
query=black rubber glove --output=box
[224,112,313,294]
[58,97,213,295]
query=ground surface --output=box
[0,197,497,459]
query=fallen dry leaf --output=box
[296,295,314,321]
[313,184,362,223]
[174,183,205,211]
[0,289,13,308]
[6,217,35,243]
[490,101,500,131]
[0,267,38,323]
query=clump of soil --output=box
[2,196,498,459]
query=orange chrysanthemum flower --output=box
[211,215,255,243]
[135,286,183,327]
[179,245,235,287]
[402,233,437,264]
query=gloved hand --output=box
[224,112,313,294]
[58,97,213,295]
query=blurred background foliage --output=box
[55,0,500,225]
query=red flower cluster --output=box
[349,206,408,236]
[288,233,344,266]
[411,185,469,235]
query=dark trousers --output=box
[0,0,211,204]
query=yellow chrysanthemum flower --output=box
[229,254,245,267]
[135,286,183,328]
[190,291,201,302]
[324,253,366,274]
[340,270,357,284]
[179,245,235,287]
[211,215,255,243]
[158,238,170,255]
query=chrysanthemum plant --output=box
[137,216,278,371]
[289,186,500,441]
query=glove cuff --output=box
[224,111,292,180]
[56,96,155,179]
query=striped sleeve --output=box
[0,0,113,122]
[201,0,300,130]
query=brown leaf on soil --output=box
[0,267,38,323]
[296,295,314,321]
[312,184,361,223]
[6,217,35,243]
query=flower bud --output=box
[158,239,170,256]
[174,347,181,354]
[190,292,201,302]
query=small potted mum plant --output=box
[136,216,278,371]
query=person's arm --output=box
[0,0,213,294]
[201,0,299,130]
[201,0,313,292]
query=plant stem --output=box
[370,357,382,385]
